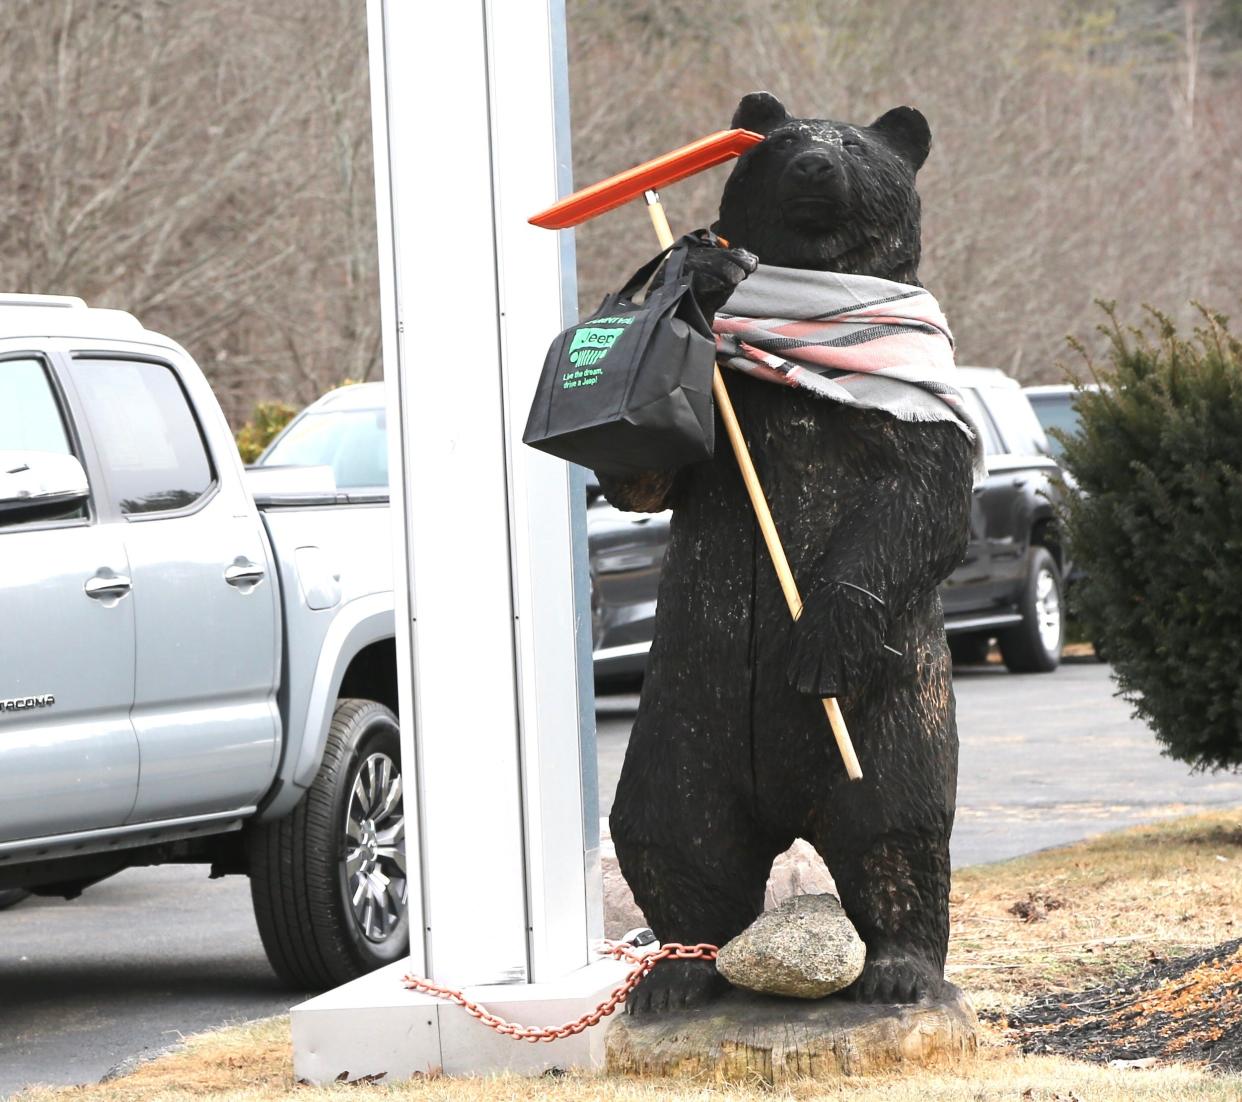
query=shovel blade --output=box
[529,128,763,230]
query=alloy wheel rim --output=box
[343,749,407,943]
[1035,567,1063,653]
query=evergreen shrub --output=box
[234,399,297,464]
[1058,304,1242,771]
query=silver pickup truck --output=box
[0,296,402,990]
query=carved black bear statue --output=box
[602,93,976,1012]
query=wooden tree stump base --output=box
[606,984,978,1085]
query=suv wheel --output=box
[998,546,1064,673]
[249,698,408,989]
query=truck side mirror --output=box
[0,451,89,525]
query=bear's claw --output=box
[626,958,728,1015]
[846,952,943,1004]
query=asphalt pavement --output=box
[5,659,1242,1096]
[598,658,1242,866]
[0,869,293,1098]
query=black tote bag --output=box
[522,239,716,477]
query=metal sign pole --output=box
[291,0,624,1082]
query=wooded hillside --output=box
[2,0,1237,421]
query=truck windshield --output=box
[262,409,388,489]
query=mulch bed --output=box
[998,938,1242,1071]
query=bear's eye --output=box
[774,133,798,148]
[843,137,863,151]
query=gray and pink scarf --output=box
[714,266,986,479]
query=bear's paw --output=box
[626,958,729,1015]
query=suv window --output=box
[984,388,1049,456]
[0,357,74,456]
[958,388,1003,456]
[1026,392,1078,460]
[66,358,215,515]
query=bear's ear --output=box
[731,92,790,135]
[870,106,931,171]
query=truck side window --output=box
[0,357,88,525]
[0,357,74,456]
[65,358,215,515]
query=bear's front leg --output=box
[787,579,889,699]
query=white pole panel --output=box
[365,0,427,979]
[484,0,596,982]
[372,0,528,986]
[369,0,592,988]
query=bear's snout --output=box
[778,150,849,230]
[788,150,837,187]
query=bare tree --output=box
[0,0,378,423]
[568,0,1242,383]
[0,0,1236,423]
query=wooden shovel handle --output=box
[710,369,863,780]
[644,195,863,781]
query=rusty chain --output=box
[400,940,719,1043]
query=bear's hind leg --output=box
[613,796,785,1014]
[810,625,957,1004]
[815,825,951,1003]
[615,834,780,1013]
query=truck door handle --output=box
[84,573,132,600]
[225,560,265,588]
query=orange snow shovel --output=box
[531,130,864,781]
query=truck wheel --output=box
[249,698,408,989]
[948,633,991,666]
[998,547,1064,673]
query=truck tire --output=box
[998,546,1064,673]
[249,698,408,989]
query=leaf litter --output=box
[1001,937,1242,1071]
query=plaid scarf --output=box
[714,265,986,479]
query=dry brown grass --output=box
[947,807,1242,1013]
[14,810,1242,1102]
[14,1020,1241,1102]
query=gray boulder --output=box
[716,893,865,999]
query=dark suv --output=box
[942,368,1067,672]
[590,368,1069,680]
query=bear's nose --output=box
[789,152,837,185]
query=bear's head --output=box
[713,92,930,284]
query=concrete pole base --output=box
[292,958,633,1084]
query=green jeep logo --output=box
[568,326,624,368]
[561,317,633,389]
